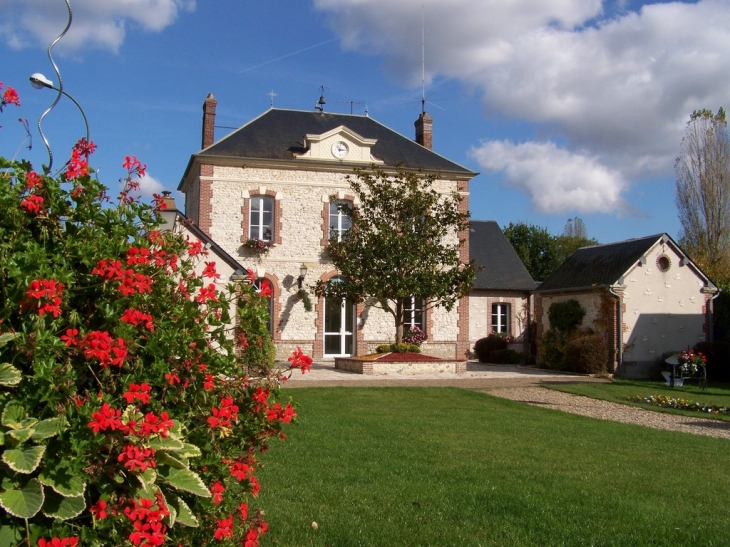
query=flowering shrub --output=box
[402,326,427,346]
[627,394,730,415]
[0,93,309,545]
[678,349,707,377]
[243,238,272,252]
[491,331,515,344]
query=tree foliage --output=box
[315,166,476,344]
[675,107,730,286]
[503,222,598,282]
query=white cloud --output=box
[314,0,730,215]
[0,0,195,52]
[469,140,629,214]
[134,172,164,198]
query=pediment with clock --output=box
[296,125,383,164]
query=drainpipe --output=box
[609,285,623,377]
[707,288,721,342]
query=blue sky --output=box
[2,0,729,244]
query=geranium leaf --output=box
[38,465,86,497]
[157,489,175,527]
[166,501,177,528]
[41,488,86,520]
[156,451,189,470]
[169,496,198,527]
[171,443,202,459]
[0,333,19,347]
[0,524,23,547]
[30,416,69,441]
[0,363,22,387]
[7,428,34,443]
[1,401,25,428]
[147,436,184,451]
[136,468,158,493]
[0,478,44,518]
[158,466,210,498]
[2,445,45,474]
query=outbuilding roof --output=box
[535,233,714,292]
[469,220,536,291]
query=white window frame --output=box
[491,303,510,334]
[249,196,274,242]
[404,297,425,332]
[329,200,352,242]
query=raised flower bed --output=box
[335,352,466,375]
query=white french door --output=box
[323,293,354,358]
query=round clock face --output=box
[332,141,349,158]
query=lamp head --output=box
[29,73,53,89]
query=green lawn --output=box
[257,387,730,547]
[545,379,730,421]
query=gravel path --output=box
[486,387,730,440]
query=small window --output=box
[329,201,352,242]
[250,196,274,242]
[404,297,425,332]
[491,303,510,334]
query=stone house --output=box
[178,96,477,360]
[468,220,536,353]
[534,233,718,378]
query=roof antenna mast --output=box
[421,4,426,115]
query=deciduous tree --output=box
[316,166,476,344]
[675,107,730,285]
[503,222,598,282]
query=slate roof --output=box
[188,108,476,177]
[535,234,664,292]
[470,220,536,291]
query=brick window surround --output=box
[320,195,355,246]
[240,190,282,245]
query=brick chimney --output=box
[202,93,217,149]
[415,111,433,150]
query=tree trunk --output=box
[394,299,404,345]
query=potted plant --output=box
[243,238,272,252]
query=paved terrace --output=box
[280,362,609,389]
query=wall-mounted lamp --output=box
[158,191,179,232]
[297,263,308,289]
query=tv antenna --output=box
[337,100,365,114]
[421,4,426,114]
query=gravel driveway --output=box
[486,387,730,441]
